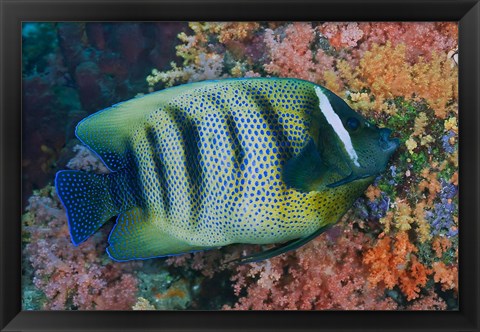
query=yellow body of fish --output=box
[55,78,398,261]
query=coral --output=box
[432,237,452,259]
[215,22,261,44]
[147,22,458,120]
[226,223,399,310]
[263,23,318,81]
[343,42,458,118]
[355,22,458,63]
[263,23,341,93]
[319,23,364,49]
[450,172,458,186]
[418,168,442,205]
[352,189,391,226]
[366,193,391,220]
[135,269,193,310]
[393,200,414,231]
[405,137,418,154]
[420,134,434,147]
[412,112,428,137]
[23,187,140,310]
[413,201,432,243]
[132,297,156,310]
[66,144,109,173]
[363,232,431,301]
[411,53,458,118]
[22,21,459,311]
[147,43,226,87]
[227,221,453,310]
[441,131,456,154]
[92,274,138,310]
[151,279,191,309]
[432,261,458,292]
[22,146,140,310]
[417,176,458,239]
[365,185,382,202]
[378,211,394,235]
[425,197,458,238]
[147,22,264,88]
[444,117,458,133]
[406,291,447,310]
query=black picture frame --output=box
[1,0,479,331]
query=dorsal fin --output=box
[75,78,317,172]
[75,81,218,171]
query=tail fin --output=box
[55,170,118,245]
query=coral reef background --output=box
[22,22,458,310]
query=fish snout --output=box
[378,128,399,152]
[379,128,392,141]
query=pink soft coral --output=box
[356,22,457,63]
[23,146,139,310]
[225,223,398,310]
[24,189,140,310]
[319,22,364,49]
[263,22,341,93]
[263,22,318,81]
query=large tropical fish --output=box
[55,78,399,262]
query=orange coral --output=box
[365,185,382,202]
[398,255,431,301]
[363,232,432,301]
[418,169,442,204]
[432,261,458,292]
[357,43,412,102]
[341,42,457,118]
[432,237,452,258]
[411,53,458,118]
[450,172,458,186]
[216,22,260,44]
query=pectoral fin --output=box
[282,138,326,193]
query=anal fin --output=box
[106,208,202,261]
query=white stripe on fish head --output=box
[314,86,360,167]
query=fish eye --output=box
[346,117,360,131]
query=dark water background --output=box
[22,22,187,206]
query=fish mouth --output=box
[379,128,400,152]
[385,138,400,153]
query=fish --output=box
[55,78,399,263]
